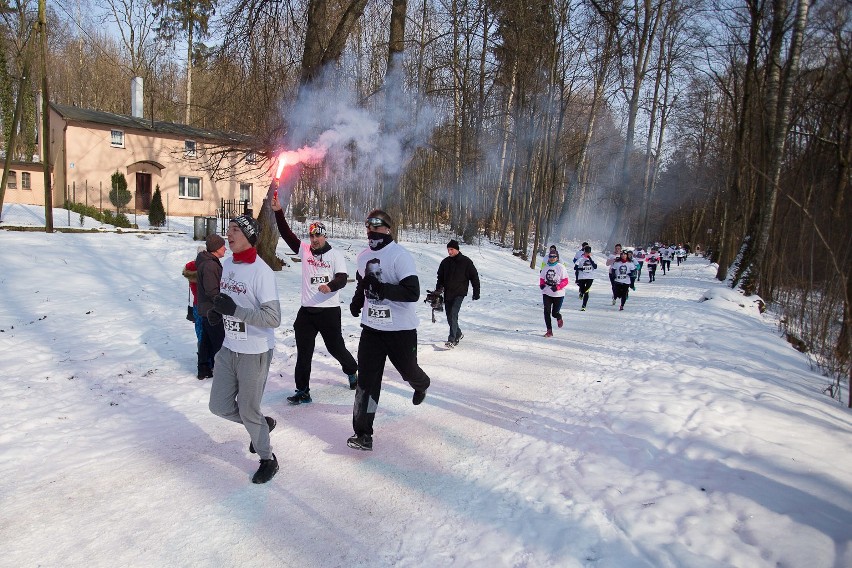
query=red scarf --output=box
[233,247,257,264]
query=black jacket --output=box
[436,253,480,301]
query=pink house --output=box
[4,82,270,218]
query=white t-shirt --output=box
[299,242,348,308]
[356,241,419,331]
[576,256,596,280]
[539,261,571,297]
[220,258,279,354]
[611,261,633,284]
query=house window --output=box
[179,176,201,199]
[240,183,252,202]
[111,130,125,148]
[21,172,31,189]
[6,171,16,189]
[246,151,258,164]
[184,140,196,158]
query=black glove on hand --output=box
[550,285,558,292]
[350,303,361,318]
[212,293,237,316]
[362,274,384,300]
[540,283,546,290]
[207,310,223,326]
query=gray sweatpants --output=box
[209,347,274,460]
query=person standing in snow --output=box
[610,250,633,310]
[574,245,597,311]
[271,196,358,404]
[208,214,282,484]
[435,239,480,348]
[195,234,226,379]
[347,209,431,451]
[539,249,570,337]
[645,247,660,282]
[606,243,623,305]
[182,248,204,344]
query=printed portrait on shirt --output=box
[365,258,383,300]
[545,268,557,286]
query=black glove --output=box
[472,293,480,301]
[350,303,361,318]
[362,273,384,300]
[539,283,546,290]
[550,285,558,292]
[212,293,237,316]
[207,310,222,326]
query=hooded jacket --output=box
[195,250,223,318]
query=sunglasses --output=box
[365,217,388,229]
[308,222,326,236]
[548,255,558,259]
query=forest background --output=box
[0,0,849,401]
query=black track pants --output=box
[294,306,357,392]
[352,328,431,436]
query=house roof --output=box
[50,103,258,147]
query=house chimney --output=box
[131,77,144,118]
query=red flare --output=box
[271,145,328,180]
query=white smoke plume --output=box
[274,65,438,193]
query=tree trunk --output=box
[0,61,28,218]
[185,24,192,124]
[741,0,811,297]
[38,0,52,233]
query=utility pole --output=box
[37,0,53,232]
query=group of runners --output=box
[537,241,691,336]
[186,204,692,483]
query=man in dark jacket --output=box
[435,239,480,348]
[195,233,226,379]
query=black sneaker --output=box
[249,416,276,454]
[348,373,358,390]
[347,433,373,451]
[251,453,279,484]
[197,364,212,380]
[412,390,426,405]
[453,332,464,346]
[444,341,455,349]
[287,390,312,405]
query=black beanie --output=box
[447,239,460,251]
[231,214,258,246]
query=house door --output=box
[135,173,152,210]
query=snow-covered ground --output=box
[1,203,850,568]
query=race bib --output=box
[366,302,393,325]
[310,275,330,285]
[223,315,248,341]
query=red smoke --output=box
[273,144,328,180]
